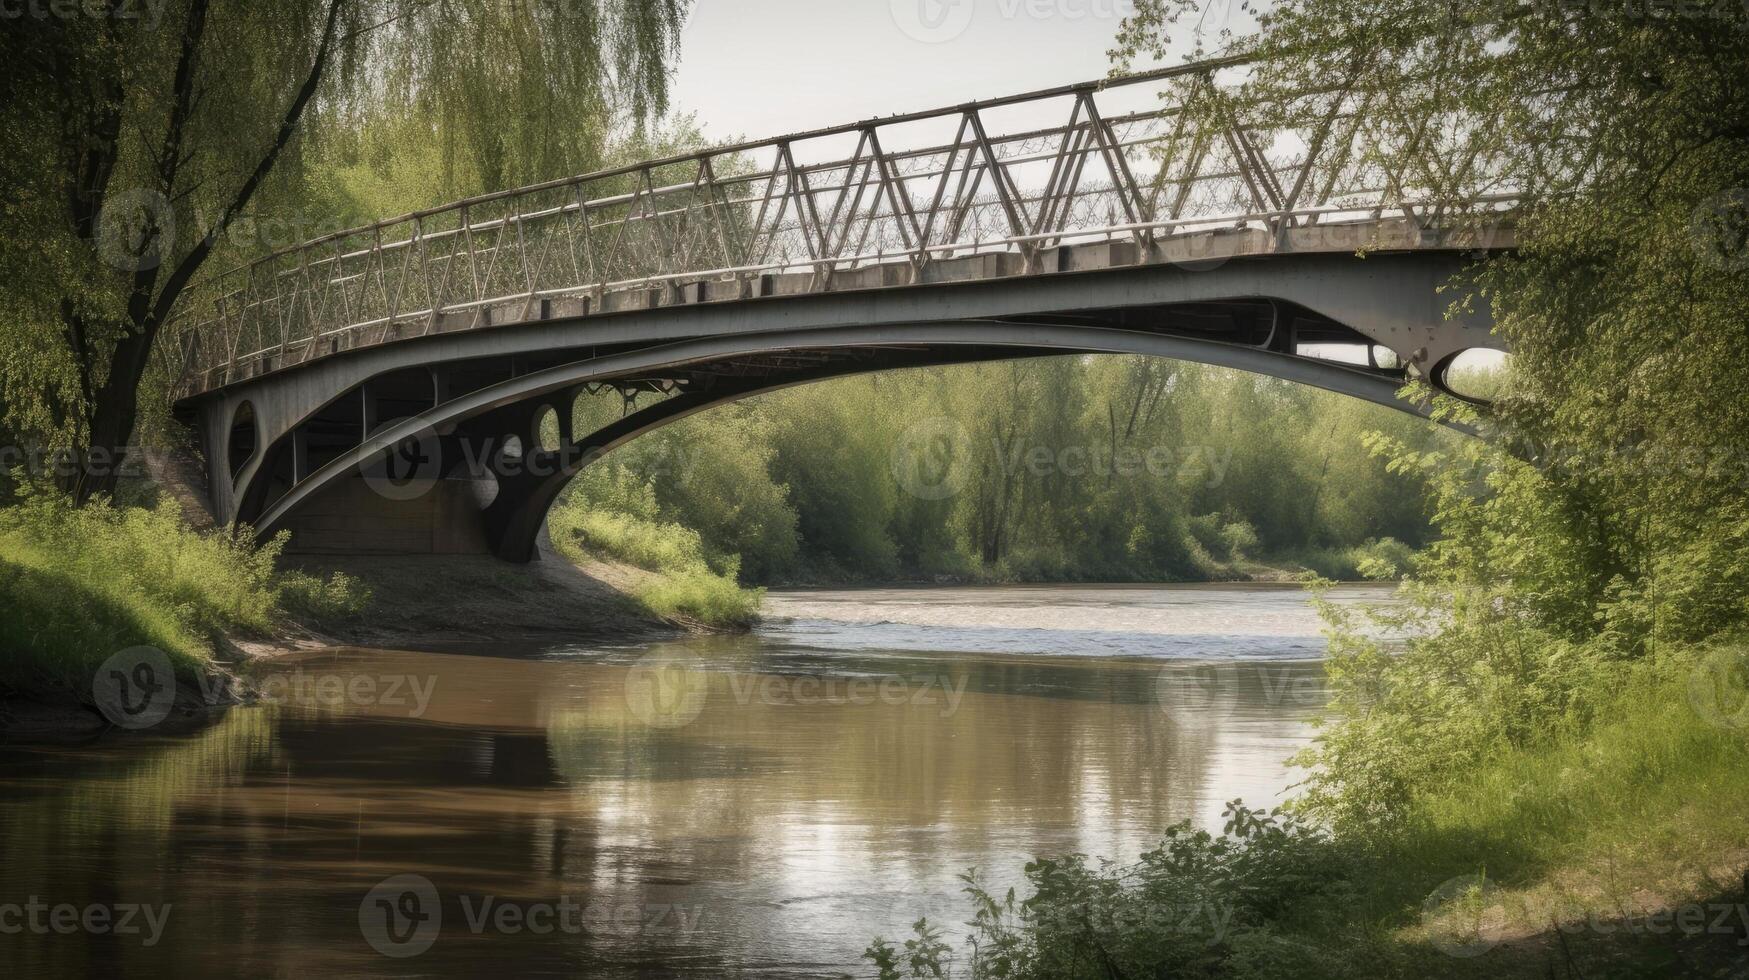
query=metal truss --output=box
[165,54,1530,399]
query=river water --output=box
[0,583,1387,977]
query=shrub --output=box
[547,495,763,628]
[0,483,369,697]
[866,802,1349,980]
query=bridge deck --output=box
[166,56,1519,402]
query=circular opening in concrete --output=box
[1436,348,1510,404]
[228,401,258,483]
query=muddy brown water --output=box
[0,584,1390,977]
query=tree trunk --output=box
[68,317,156,504]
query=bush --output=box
[547,494,763,628]
[866,802,1350,980]
[0,483,369,697]
[634,568,764,627]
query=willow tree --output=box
[0,0,686,501]
[1117,2,1749,826]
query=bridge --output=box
[167,56,1516,562]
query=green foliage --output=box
[1387,642,1749,887]
[865,802,1349,980]
[545,490,763,628]
[0,484,368,696]
[632,568,764,628]
[0,1,688,493]
[1117,0,1749,837]
[564,359,1450,586]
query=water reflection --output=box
[0,584,1383,977]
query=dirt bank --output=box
[276,550,691,651]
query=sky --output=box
[665,0,1254,143]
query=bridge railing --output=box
[166,55,1525,398]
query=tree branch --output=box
[148,0,346,333]
[156,0,211,193]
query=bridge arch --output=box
[245,320,1444,563]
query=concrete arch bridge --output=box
[167,56,1516,561]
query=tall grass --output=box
[0,485,367,697]
[547,497,762,628]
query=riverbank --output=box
[868,643,1749,979]
[0,481,709,738]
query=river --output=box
[0,583,1388,977]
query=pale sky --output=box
[666,0,1255,144]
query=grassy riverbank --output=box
[868,642,1749,979]
[0,484,368,712]
[546,495,763,628]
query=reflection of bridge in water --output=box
[169,56,1515,560]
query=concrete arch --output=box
[252,320,1438,562]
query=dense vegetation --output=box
[559,358,1446,587]
[864,0,1749,975]
[0,481,366,700]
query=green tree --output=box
[1119,0,1749,830]
[0,0,686,500]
